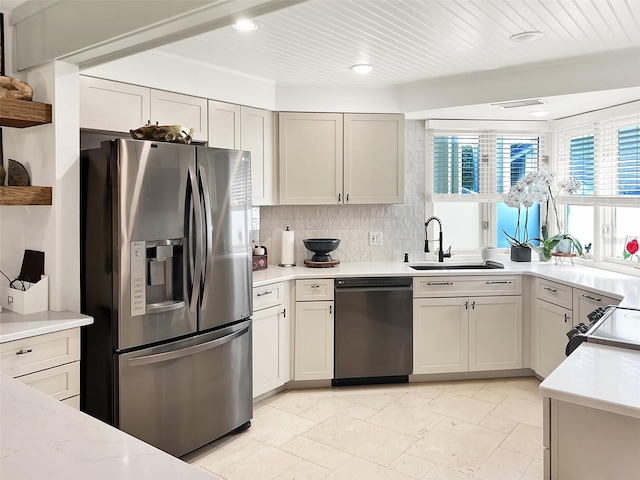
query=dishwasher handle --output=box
[335,285,412,293]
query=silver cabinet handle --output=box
[544,286,558,293]
[486,281,512,285]
[310,284,321,289]
[427,282,453,286]
[16,348,33,355]
[256,290,273,297]
[582,294,602,302]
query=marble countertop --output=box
[0,310,94,343]
[540,343,640,419]
[253,259,640,307]
[0,374,218,480]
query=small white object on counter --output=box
[0,310,94,343]
[0,375,219,480]
[1,276,49,315]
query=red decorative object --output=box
[626,239,639,255]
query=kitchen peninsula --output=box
[0,310,219,479]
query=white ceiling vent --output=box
[492,99,546,109]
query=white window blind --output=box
[428,130,545,202]
[555,113,640,206]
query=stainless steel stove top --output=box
[566,306,640,355]
[589,307,640,348]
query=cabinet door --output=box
[536,299,572,378]
[294,301,334,380]
[413,298,468,374]
[80,76,150,132]
[241,106,274,205]
[208,101,241,149]
[343,114,404,204]
[572,288,620,327]
[279,113,343,205]
[150,90,208,142]
[252,304,286,398]
[469,296,522,371]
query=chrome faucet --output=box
[424,216,451,262]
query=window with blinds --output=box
[555,113,640,204]
[429,131,542,200]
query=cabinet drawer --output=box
[296,279,334,301]
[536,278,573,309]
[413,276,521,298]
[15,361,80,401]
[0,328,80,378]
[253,282,284,312]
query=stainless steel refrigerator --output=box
[80,138,253,457]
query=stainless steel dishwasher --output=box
[333,277,413,386]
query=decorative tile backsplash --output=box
[255,120,426,265]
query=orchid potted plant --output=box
[503,172,547,262]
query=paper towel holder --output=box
[279,226,296,267]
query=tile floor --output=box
[183,377,544,480]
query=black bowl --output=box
[303,238,341,262]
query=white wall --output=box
[83,51,278,111]
[258,120,427,265]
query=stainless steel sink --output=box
[409,261,504,270]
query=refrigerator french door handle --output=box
[188,166,203,312]
[198,165,214,310]
[126,326,250,367]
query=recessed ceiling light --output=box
[510,31,544,43]
[350,64,373,74]
[530,111,549,117]
[233,19,261,32]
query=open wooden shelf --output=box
[0,186,52,205]
[0,98,52,128]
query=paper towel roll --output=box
[280,227,296,266]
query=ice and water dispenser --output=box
[130,239,185,316]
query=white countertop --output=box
[540,343,640,419]
[0,374,217,480]
[253,260,640,307]
[0,310,94,343]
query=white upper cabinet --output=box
[279,112,404,205]
[208,101,241,149]
[80,77,150,133]
[80,77,207,141]
[209,102,275,205]
[279,112,343,205]
[150,90,207,141]
[344,114,404,204]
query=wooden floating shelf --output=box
[0,186,52,206]
[0,98,52,128]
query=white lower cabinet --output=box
[535,299,572,379]
[252,282,290,398]
[0,328,81,405]
[413,295,522,374]
[252,305,287,398]
[469,296,523,371]
[294,278,334,381]
[294,301,334,381]
[413,298,468,374]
